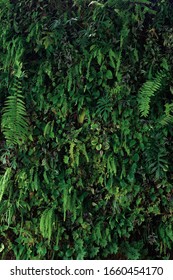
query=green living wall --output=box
[1,0,173,259]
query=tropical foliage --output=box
[0,0,173,260]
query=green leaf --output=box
[106,70,113,79]
[133,153,139,162]
[63,156,69,164]
[96,144,102,151]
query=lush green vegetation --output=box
[0,0,173,259]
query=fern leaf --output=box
[107,156,117,176]
[1,79,28,145]
[40,207,54,243]
[0,168,12,202]
[138,71,166,117]
[69,142,75,165]
[80,143,89,163]
[160,103,173,126]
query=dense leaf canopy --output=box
[0,0,173,259]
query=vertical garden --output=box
[0,0,173,259]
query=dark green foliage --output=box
[0,0,173,260]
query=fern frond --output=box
[160,103,173,126]
[40,207,54,243]
[138,71,166,117]
[107,155,117,176]
[0,168,12,202]
[79,143,89,163]
[69,142,75,165]
[1,79,28,145]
